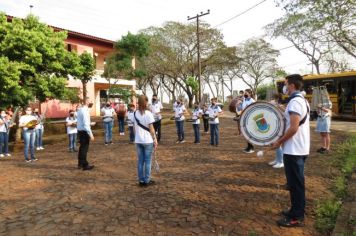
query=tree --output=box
[234,38,280,97]
[0,14,79,107]
[78,52,95,103]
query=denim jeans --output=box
[68,133,77,150]
[175,120,185,141]
[275,147,283,164]
[192,124,200,143]
[129,126,135,142]
[35,128,43,148]
[283,154,307,219]
[153,119,161,142]
[135,143,154,183]
[0,132,9,154]
[103,121,113,143]
[118,117,125,133]
[210,124,219,145]
[23,129,36,160]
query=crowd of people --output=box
[0,74,334,228]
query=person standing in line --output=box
[150,94,163,143]
[208,98,223,146]
[101,101,115,145]
[316,95,332,154]
[33,108,45,150]
[127,103,136,144]
[173,98,188,143]
[241,89,256,153]
[19,107,38,162]
[76,101,95,171]
[115,100,127,136]
[202,104,210,133]
[0,110,13,157]
[133,95,158,187]
[191,103,203,144]
[66,110,78,152]
[271,74,310,227]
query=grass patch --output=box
[315,134,356,235]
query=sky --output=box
[0,0,315,98]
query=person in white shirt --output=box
[0,110,13,157]
[271,74,310,227]
[19,107,38,162]
[191,103,203,143]
[66,110,78,152]
[208,98,223,146]
[315,96,332,154]
[76,101,95,171]
[150,94,163,142]
[101,101,115,145]
[173,98,189,143]
[241,89,256,153]
[133,95,158,187]
[33,108,45,151]
[127,103,136,143]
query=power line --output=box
[213,0,268,28]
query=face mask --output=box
[177,102,180,105]
[106,104,111,107]
[244,95,248,98]
[88,103,93,108]
[152,98,157,103]
[211,102,216,105]
[282,85,289,95]
[194,106,198,109]
[70,113,74,117]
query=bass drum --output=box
[229,98,238,113]
[239,102,285,146]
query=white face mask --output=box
[282,85,289,95]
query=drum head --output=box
[240,102,285,146]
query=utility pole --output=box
[29,5,34,14]
[188,9,210,103]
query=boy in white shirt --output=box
[127,103,136,143]
[173,98,188,143]
[66,110,78,152]
[191,103,203,143]
[208,98,223,146]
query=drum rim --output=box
[239,101,285,146]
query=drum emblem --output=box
[253,113,270,133]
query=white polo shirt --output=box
[150,101,163,121]
[208,105,222,124]
[174,104,186,121]
[192,108,202,124]
[133,110,155,144]
[283,95,310,156]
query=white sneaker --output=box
[273,163,284,168]
[268,160,277,166]
[5,154,11,157]
[36,147,40,151]
[40,147,45,150]
[0,154,4,158]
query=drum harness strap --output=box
[289,93,310,126]
[134,111,150,132]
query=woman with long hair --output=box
[133,95,158,186]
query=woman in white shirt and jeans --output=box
[134,95,158,187]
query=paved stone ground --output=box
[0,117,348,236]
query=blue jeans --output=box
[103,121,113,143]
[23,129,36,160]
[118,117,125,133]
[210,124,219,145]
[0,132,9,154]
[175,120,185,141]
[135,143,154,183]
[68,133,77,150]
[129,126,135,142]
[192,124,200,143]
[283,154,307,219]
[275,147,283,164]
[35,128,43,148]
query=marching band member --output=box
[202,104,209,133]
[173,98,188,143]
[241,89,255,153]
[101,101,115,145]
[208,98,223,146]
[66,110,77,152]
[0,110,13,157]
[19,107,38,162]
[127,103,136,143]
[316,95,332,154]
[150,94,163,142]
[34,108,45,150]
[191,103,203,144]
[271,74,310,227]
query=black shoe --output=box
[281,209,292,217]
[82,165,94,171]
[139,182,145,187]
[320,149,330,154]
[144,180,155,186]
[277,217,304,227]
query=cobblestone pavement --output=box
[0,118,347,235]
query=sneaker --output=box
[36,147,41,151]
[268,160,277,166]
[105,142,108,146]
[5,154,11,157]
[138,182,145,187]
[25,159,31,163]
[179,140,186,143]
[82,165,94,171]
[40,147,45,150]
[32,158,38,162]
[145,180,156,186]
[276,217,304,227]
[243,149,255,154]
[175,140,180,144]
[273,163,284,168]
[0,154,4,158]
[110,142,113,145]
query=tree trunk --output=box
[82,81,87,103]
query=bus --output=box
[276,71,356,119]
